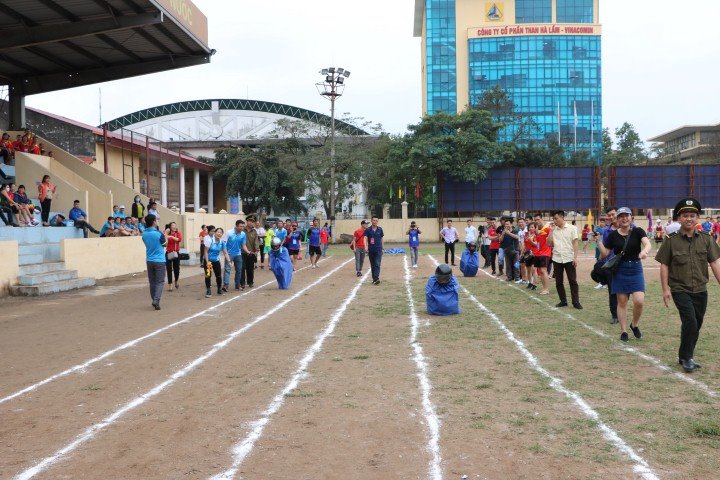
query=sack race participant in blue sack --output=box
[459,242,479,277]
[426,263,460,315]
[269,237,293,289]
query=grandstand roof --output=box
[0,0,213,96]
[105,99,370,136]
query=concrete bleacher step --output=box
[19,262,66,275]
[10,277,96,296]
[18,270,78,286]
[18,243,61,262]
[19,253,44,265]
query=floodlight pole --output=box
[317,67,349,220]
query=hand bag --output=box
[600,228,632,275]
[167,251,178,260]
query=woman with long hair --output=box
[37,175,56,226]
[165,222,182,291]
[204,227,230,298]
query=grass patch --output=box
[284,391,315,398]
[351,354,370,360]
[82,384,102,391]
[691,421,720,438]
[475,383,493,389]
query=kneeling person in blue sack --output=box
[459,241,480,277]
[269,237,293,289]
[426,263,460,315]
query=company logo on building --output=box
[486,3,504,21]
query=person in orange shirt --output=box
[350,219,368,277]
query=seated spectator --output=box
[0,199,18,227]
[117,205,127,219]
[29,136,41,155]
[2,183,34,226]
[1,132,14,164]
[99,216,116,237]
[11,134,23,153]
[49,213,67,227]
[124,216,140,236]
[116,217,132,236]
[68,199,100,238]
[111,205,120,217]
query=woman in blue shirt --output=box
[205,227,230,298]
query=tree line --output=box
[208,87,653,217]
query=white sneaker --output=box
[413,264,418,268]
[594,283,604,289]
[514,279,523,283]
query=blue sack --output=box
[269,247,293,289]
[459,249,479,277]
[425,276,460,316]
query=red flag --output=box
[415,182,422,199]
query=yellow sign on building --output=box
[485,2,504,21]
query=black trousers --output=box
[606,274,618,319]
[504,248,519,280]
[204,260,222,290]
[444,242,456,264]
[241,252,256,286]
[488,248,498,273]
[40,199,52,223]
[480,244,488,265]
[672,291,708,361]
[166,254,180,284]
[553,261,579,305]
[73,220,98,238]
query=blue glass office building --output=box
[415,0,602,161]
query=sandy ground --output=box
[1,248,719,479]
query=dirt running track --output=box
[0,252,715,479]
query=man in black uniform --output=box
[655,198,720,373]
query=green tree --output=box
[210,146,305,215]
[603,122,647,166]
[473,85,540,143]
[269,116,382,218]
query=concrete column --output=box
[383,203,391,220]
[179,165,186,213]
[160,159,168,206]
[207,174,214,214]
[8,82,26,130]
[193,168,200,212]
[401,201,408,220]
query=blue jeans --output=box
[368,249,382,281]
[410,246,419,266]
[223,254,243,288]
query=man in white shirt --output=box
[665,215,681,235]
[440,219,459,266]
[547,210,582,309]
[517,217,529,284]
[464,219,478,249]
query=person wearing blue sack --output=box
[459,241,480,277]
[269,237,293,289]
[407,220,421,268]
[426,263,460,316]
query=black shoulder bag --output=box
[601,227,633,275]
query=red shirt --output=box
[353,228,366,249]
[535,229,552,257]
[489,226,500,249]
[166,230,182,253]
[320,228,329,244]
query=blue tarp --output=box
[269,247,293,289]
[383,248,406,254]
[459,250,479,277]
[425,276,460,316]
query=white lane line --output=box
[210,270,370,480]
[0,263,319,406]
[13,259,353,480]
[429,256,659,480]
[403,256,443,480]
[477,267,719,399]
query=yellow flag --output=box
[398,186,402,199]
[587,209,593,227]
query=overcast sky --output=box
[23,0,720,144]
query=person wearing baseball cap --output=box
[350,220,368,277]
[596,207,652,342]
[656,197,720,372]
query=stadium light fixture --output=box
[316,66,351,222]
